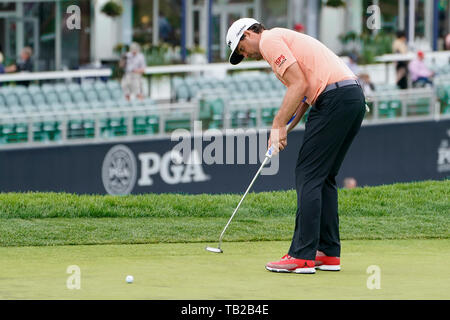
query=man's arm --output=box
[269,62,308,152]
[5,64,17,73]
[273,62,308,128]
[287,101,309,134]
[133,54,147,74]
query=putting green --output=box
[0,239,448,299]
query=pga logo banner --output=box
[102,144,209,195]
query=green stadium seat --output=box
[24,105,39,114]
[165,112,191,132]
[176,85,190,101]
[133,116,148,135]
[148,115,159,133]
[188,85,201,99]
[407,98,430,116]
[37,103,53,113]
[93,81,107,91]
[97,89,112,101]
[85,89,99,102]
[57,90,73,104]
[388,100,401,118]
[53,83,67,92]
[4,93,19,106]
[51,103,66,112]
[231,109,255,128]
[45,91,60,105]
[378,101,395,118]
[102,100,119,109]
[261,108,274,126]
[79,102,94,111]
[82,119,96,138]
[115,117,128,135]
[0,95,6,107]
[63,102,77,112]
[2,123,16,143]
[109,88,124,101]
[42,120,60,141]
[19,94,34,107]
[67,83,81,92]
[13,85,28,95]
[27,84,41,94]
[206,98,225,129]
[15,122,28,143]
[0,105,9,114]
[72,91,87,104]
[238,82,250,92]
[133,115,159,135]
[106,80,121,91]
[89,101,105,110]
[172,77,185,89]
[32,122,45,142]
[9,105,24,115]
[67,119,85,139]
[41,83,56,93]
[32,92,46,106]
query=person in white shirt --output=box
[120,42,147,100]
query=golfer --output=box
[226,18,366,274]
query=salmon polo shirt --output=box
[259,28,356,105]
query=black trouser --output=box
[288,84,366,260]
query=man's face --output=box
[20,51,29,60]
[236,30,263,60]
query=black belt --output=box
[322,79,360,95]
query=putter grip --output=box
[265,146,274,158]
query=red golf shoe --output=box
[265,254,316,274]
[314,251,341,271]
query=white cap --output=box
[226,18,259,65]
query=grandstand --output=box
[0,63,449,148]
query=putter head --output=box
[205,246,223,253]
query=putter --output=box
[205,108,302,254]
[205,148,273,253]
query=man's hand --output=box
[133,68,145,74]
[268,124,288,156]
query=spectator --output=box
[445,33,450,51]
[392,31,409,89]
[358,73,375,96]
[120,42,147,101]
[294,23,305,33]
[4,46,34,86]
[0,51,5,74]
[408,51,434,87]
[159,12,172,43]
[343,177,357,189]
[5,46,33,73]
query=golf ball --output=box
[126,275,134,283]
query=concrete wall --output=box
[91,0,132,62]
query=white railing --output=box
[0,69,112,83]
[144,61,270,76]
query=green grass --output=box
[1,240,449,299]
[0,180,449,299]
[0,180,448,246]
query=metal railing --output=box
[1,86,449,150]
[365,87,440,123]
[0,69,112,83]
[0,102,197,149]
